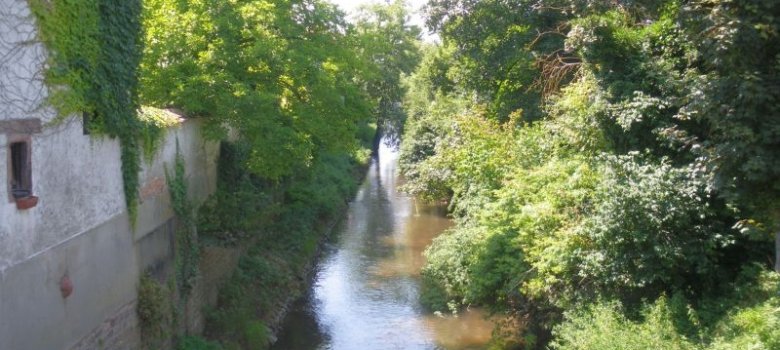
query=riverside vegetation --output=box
[28,0,779,349]
[139,1,421,349]
[30,0,419,349]
[399,0,780,349]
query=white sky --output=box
[326,0,436,42]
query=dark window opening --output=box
[10,141,31,199]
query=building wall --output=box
[0,0,125,271]
[0,0,50,124]
[0,2,222,349]
[0,121,126,272]
[0,119,220,350]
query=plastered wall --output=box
[0,1,221,348]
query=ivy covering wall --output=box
[29,0,145,220]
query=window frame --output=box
[7,135,32,202]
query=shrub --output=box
[177,336,223,350]
[551,297,697,350]
[137,274,172,348]
[575,154,734,299]
[244,321,271,349]
[552,268,780,350]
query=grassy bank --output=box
[184,141,371,350]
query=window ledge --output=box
[15,195,38,210]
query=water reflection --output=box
[272,141,493,350]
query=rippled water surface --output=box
[272,141,493,350]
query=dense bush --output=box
[552,268,780,350]
[137,274,172,349]
[401,0,779,347]
[201,138,368,348]
[552,298,697,350]
[575,154,732,298]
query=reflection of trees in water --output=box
[377,105,405,150]
[354,155,396,259]
[273,144,490,350]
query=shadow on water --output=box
[272,139,493,350]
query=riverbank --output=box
[269,140,496,350]
[187,141,373,350]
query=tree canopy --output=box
[400,0,780,348]
[141,0,421,179]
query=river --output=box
[271,141,494,350]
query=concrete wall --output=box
[0,0,125,270]
[0,119,220,350]
[0,2,222,349]
[0,117,220,350]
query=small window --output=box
[9,141,32,199]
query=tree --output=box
[676,0,780,271]
[141,0,374,179]
[402,0,780,346]
[353,0,422,144]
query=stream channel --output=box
[271,140,494,350]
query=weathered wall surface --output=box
[0,117,220,350]
[0,121,126,271]
[0,2,222,349]
[0,0,50,124]
[0,0,120,271]
[135,118,220,242]
[0,212,140,350]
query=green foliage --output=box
[352,0,422,142]
[552,268,780,350]
[423,0,571,121]
[203,139,365,347]
[140,0,415,180]
[197,140,364,247]
[708,303,780,350]
[419,274,451,312]
[551,297,698,350]
[423,225,484,308]
[244,322,271,349]
[402,0,779,346]
[576,154,732,296]
[677,0,780,223]
[138,107,181,162]
[165,148,199,296]
[137,274,172,348]
[397,86,466,201]
[197,142,273,245]
[28,0,99,118]
[30,0,145,222]
[177,336,223,350]
[141,0,358,179]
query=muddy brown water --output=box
[271,141,493,350]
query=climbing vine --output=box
[28,0,144,221]
[165,146,199,297]
[138,107,181,162]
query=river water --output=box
[271,141,493,350]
